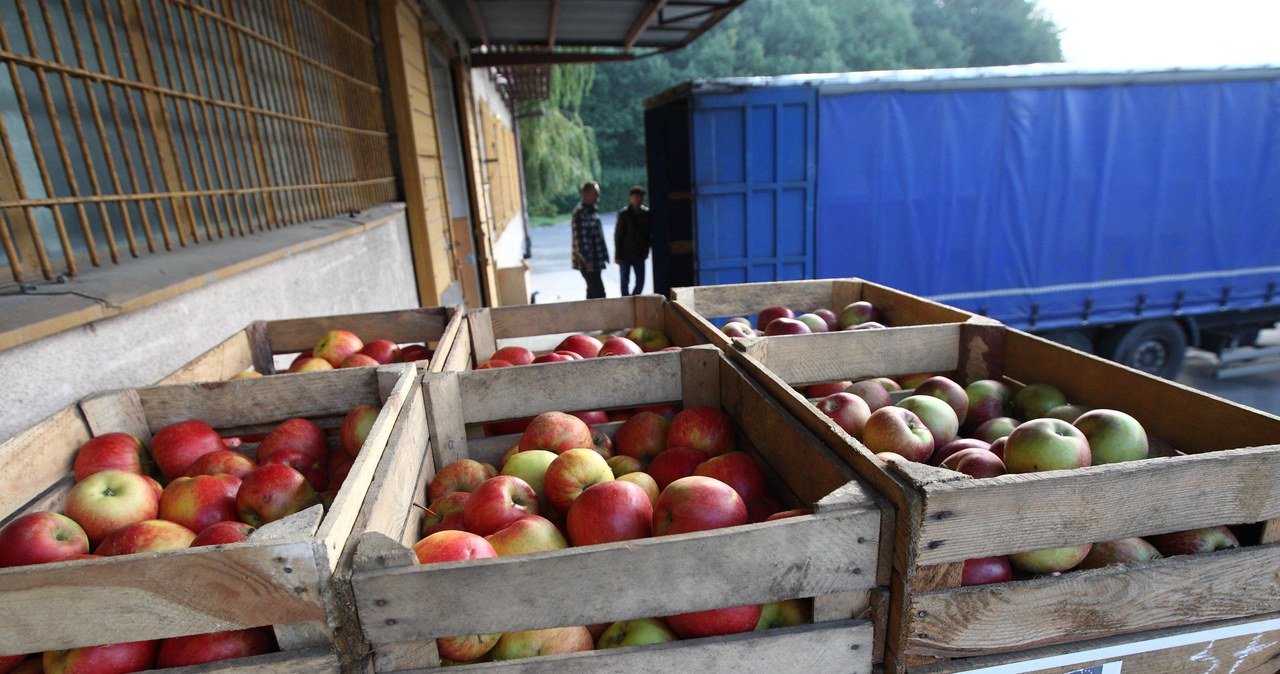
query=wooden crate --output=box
[727,322,1280,672]
[670,278,978,350]
[0,363,420,671]
[160,305,466,384]
[461,294,706,367]
[348,346,886,672]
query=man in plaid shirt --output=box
[571,181,610,299]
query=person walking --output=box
[614,186,652,296]
[571,181,609,299]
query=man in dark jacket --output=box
[571,181,609,299]
[613,186,652,296]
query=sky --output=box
[1035,0,1280,68]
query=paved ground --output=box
[524,213,652,304]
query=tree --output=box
[519,65,601,216]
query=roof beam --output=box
[548,0,561,47]
[470,50,643,67]
[623,0,669,50]
[466,0,490,47]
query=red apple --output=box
[1074,409,1149,464]
[0,512,89,567]
[73,433,152,482]
[427,459,498,502]
[746,496,783,523]
[532,352,577,364]
[721,322,755,338]
[543,448,614,514]
[762,317,811,336]
[1003,418,1092,473]
[256,418,329,466]
[813,308,840,331]
[566,480,653,546]
[913,376,969,426]
[598,336,644,357]
[861,407,934,463]
[965,379,1012,433]
[519,412,595,455]
[358,339,402,364]
[930,438,992,466]
[1147,525,1240,556]
[896,394,960,448]
[653,475,747,535]
[692,451,769,503]
[340,404,381,457]
[190,521,256,547]
[556,334,603,359]
[235,463,321,527]
[485,514,568,556]
[615,411,671,464]
[795,313,830,333]
[476,359,514,370]
[340,353,382,368]
[421,491,470,537]
[400,344,432,363]
[815,392,872,438]
[805,381,853,398]
[766,508,813,521]
[491,346,535,366]
[665,604,762,639]
[182,450,257,480]
[846,379,893,413]
[588,427,614,458]
[989,436,1009,460]
[96,519,197,556]
[411,529,497,564]
[961,556,1013,585]
[489,626,594,660]
[667,406,736,457]
[64,470,161,546]
[260,446,329,492]
[155,627,276,668]
[42,640,158,674]
[1079,537,1163,569]
[312,329,364,367]
[151,419,224,481]
[287,356,331,373]
[436,632,501,663]
[572,410,610,425]
[159,473,242,534]
[462,475,541,536]
[940,447,1006,478]
[626,326,672,352]
[837,301,880,328]
[755,306,794,331]
[0,655,26,674]
[617,471,660,506]
[646,446,711,491]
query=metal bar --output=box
[0,178,396,207]
[298,0,375,47]
[219,0,281,229]
[547,0,561,48]
[0,209,23,283]
[468,51,646,67]
[624,0,669,49]
[263,3,314,222]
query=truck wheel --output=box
[1098,320,1187,378]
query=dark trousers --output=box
[581,269,605,299]
[618,257,645,296]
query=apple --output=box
[1147,525,1240,556]
[486,416,533,438]
[1008,543,1092,574]
[755,598,812,630]
[667,406,736,457]
[260,446,329,492]
[808,308,837,331]
[0,655,26,673]
[159,473,241,534]
[846,379,893,413]
[721,322,755,338]
[989,436,1009,460]
[492,346,535,365]
[256,418,329,466]
[964,379,1012,433]
[421,491,470,537]
[287,356,333,373]
[763,317,811,336]
[411,529,497,564]
[940,447,1006,478]
[312,329,364,367]
[489,626,594,660]
[543,448,613,514]
[1011,382,1069,420]
[532,352,576,364]
[746,496,782,523]
[756,306,794,331]
[151,419,225,481]
[500,449,558,504]
[497,444,521,471]
[961,556,1013,585]
[485,514,568,556]
[596,618,678,649]
[692,451,769,503]
[614,411,670,464]
[400,344,432,363]
[844,321,885,330]
[930,438,992,466]
[463,475,541,536]
[598,336,644,357]
[154,627,276,667]
[72,433,152,482]
[428,459,498,503]
[617,471,660,506]
[476,359,514,370]
[861,407,934,463]
[814,392,872,439]
[190,521,256,547]
[1044,404,1093,423]
[340,404,381,457]
[555,334,603,359]
[182,450,257,479]
[0,512,89,567]
[838,300,879,328]
[235,463,321,527]
[653,475,747,535]
[805,381,853,398]
[340,353,382,368]
[436,632,501,663]
[1079,537,1163,569]
[973,416,1021,443]
[1074,409,1149,464]
[355,339,401,365]
[42,640,159,674]
[606,454,643,477]
[626,326,672,352]
[897,395,960,448]
[589,427,614,458]
[766,507,812,521]
[97,519,197,556]
[571,410,610,426]
[519,411,595,454]
[875,451,910,464]
[795,313,830,333]
[913,376,969,426]
[565,480,653,545]
[665,604,763,639]
[1003,418,1092,473]
[64,469,161,546]
[646,446,711,491]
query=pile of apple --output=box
[720,300,886,338]
[0,404,381,671]
[410,406,813,664]
[474,327,678,369]
[806,373,1243,585]
[232,328,432,379]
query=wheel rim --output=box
[1131,339,1169,372]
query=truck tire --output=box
[1097,320,1187,379]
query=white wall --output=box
[0,207,419,443]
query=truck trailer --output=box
[644,64,1280,378]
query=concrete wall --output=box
[1,206,419,443]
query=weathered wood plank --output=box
[672,279,845,320]
[159,328,260,383]
[736,324,963,386]
[437,314,473,373]
[355,508,879,643]
[372,639,441,672]
[464,308,497,363]
[161,646,338,673]
[0,406,88,519]
[907,545,1280,658]
[264,307,455,353]
[349,384,431,548]
[80,388,151,441]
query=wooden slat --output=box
[672,279,845,319]
[485,297,644,340]
[0,406,88,520]
[79,388,152,441]
[349,385,431,547]
[161,646,338,673]
[737,324,963,386]
[908,545,1280,659]
[159,328,259,384]
[264,307,452,352]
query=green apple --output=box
[490,626,594,660]
[597,618,678,649]
[1073,409,1149,464]
[500,449,558,504]
[1008,543,1092,573]
[1011,383,1068,419]
[755,598,812,630]
[1003,418,1091,473]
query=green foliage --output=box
[520,65,601,216]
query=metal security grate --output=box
[0,0,397,284]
